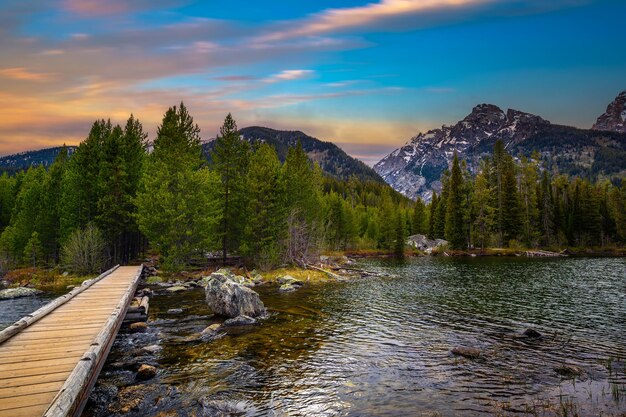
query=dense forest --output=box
[427,141,626,250]
[0,103,624,274]
[0,103,412,273]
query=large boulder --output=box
[204,270,266,318]
[0,287,43,300]
[407,234,449,254]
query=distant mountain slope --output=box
[374,101,626,201]
[204,126,385,183]
[0,146,76,173]
[593,90,626,133]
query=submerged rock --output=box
[451,347,481,359]
[0,287,43,300]
[523,328,542,338]
[136,364,157,381]
[202,323,221,334]
[554,364,585,378]
[277,275,304,292]
[129,322,148,333]
[204,270,266,318]
[165,285,187,293]
[279,283,296,292]
[223,315,256,327]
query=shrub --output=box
[61,223,107,275]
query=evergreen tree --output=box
[60,120,110,240]
[282,142,323,263]
[37,147,69,263]
[471,164,495,249]
[393,209,406,258]
[24,231,44,267]
[500,150,521,245]
[136,103,219,270]
[428,192,439,239]
[434,172,449,238]
[444,154,466,249]
[519,155,540,246]
[242,143,286,268]
[411,198,428,235]
[212,113,250,262]
[538,170,554,246]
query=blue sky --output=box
[0,0,624,164]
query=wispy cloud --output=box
[264,69,315,83]
[0,67,52,81]
[259,0,491,41]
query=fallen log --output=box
[305,264,347,281]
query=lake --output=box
[49,257,626,415]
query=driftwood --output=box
[0,265,120,346]
[305,264,347,281]
[43,265,143,417]
[525,250,566,257]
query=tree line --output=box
[0,103,412,273]
[425,140,626,250]
[1,104,623,274]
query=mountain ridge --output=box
[374,92,626,201]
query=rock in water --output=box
[0,287,43,300]
[223,315,256,327]
[136,364,157,381]
[204,271,266,318]
[451,347,481,359]
[523,328,542,338]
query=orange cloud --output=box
[0,67,52,82]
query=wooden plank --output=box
[0,348,87,365]
[0,391,56,411]
[0,372,70,389]
[13,328,103,340]
[0,363,76,380]
[0,381,63,400]
[1,336,97,347]
[0,403,48,417]
[0,355,83,373]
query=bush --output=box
[61,223,107,275]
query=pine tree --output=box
[242,143,286,268]
[428,192,438,239]
[393,209,406,259]
[60,119,109,241]
[472,164,495,249]
[434,171,449,239]
[37,147,68,263]
[519,155,540,247]
[411,198,428,235]
[538,170,554,246]
[282,142,323,263]
[135,103,219,270]
[24,231,44,267]
[212,113,250,262]
[444,153,466,249]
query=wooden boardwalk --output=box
[0,265,143,417]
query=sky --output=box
[1,0,625,165]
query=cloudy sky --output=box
[1,0,625,165]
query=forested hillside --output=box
[203,126,385,184]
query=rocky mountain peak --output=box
[593,90,626,133]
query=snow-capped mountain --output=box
[593,91,626,133]
[375,99,626,201]
[374,104,549,200]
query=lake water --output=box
[62,257,626,415]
